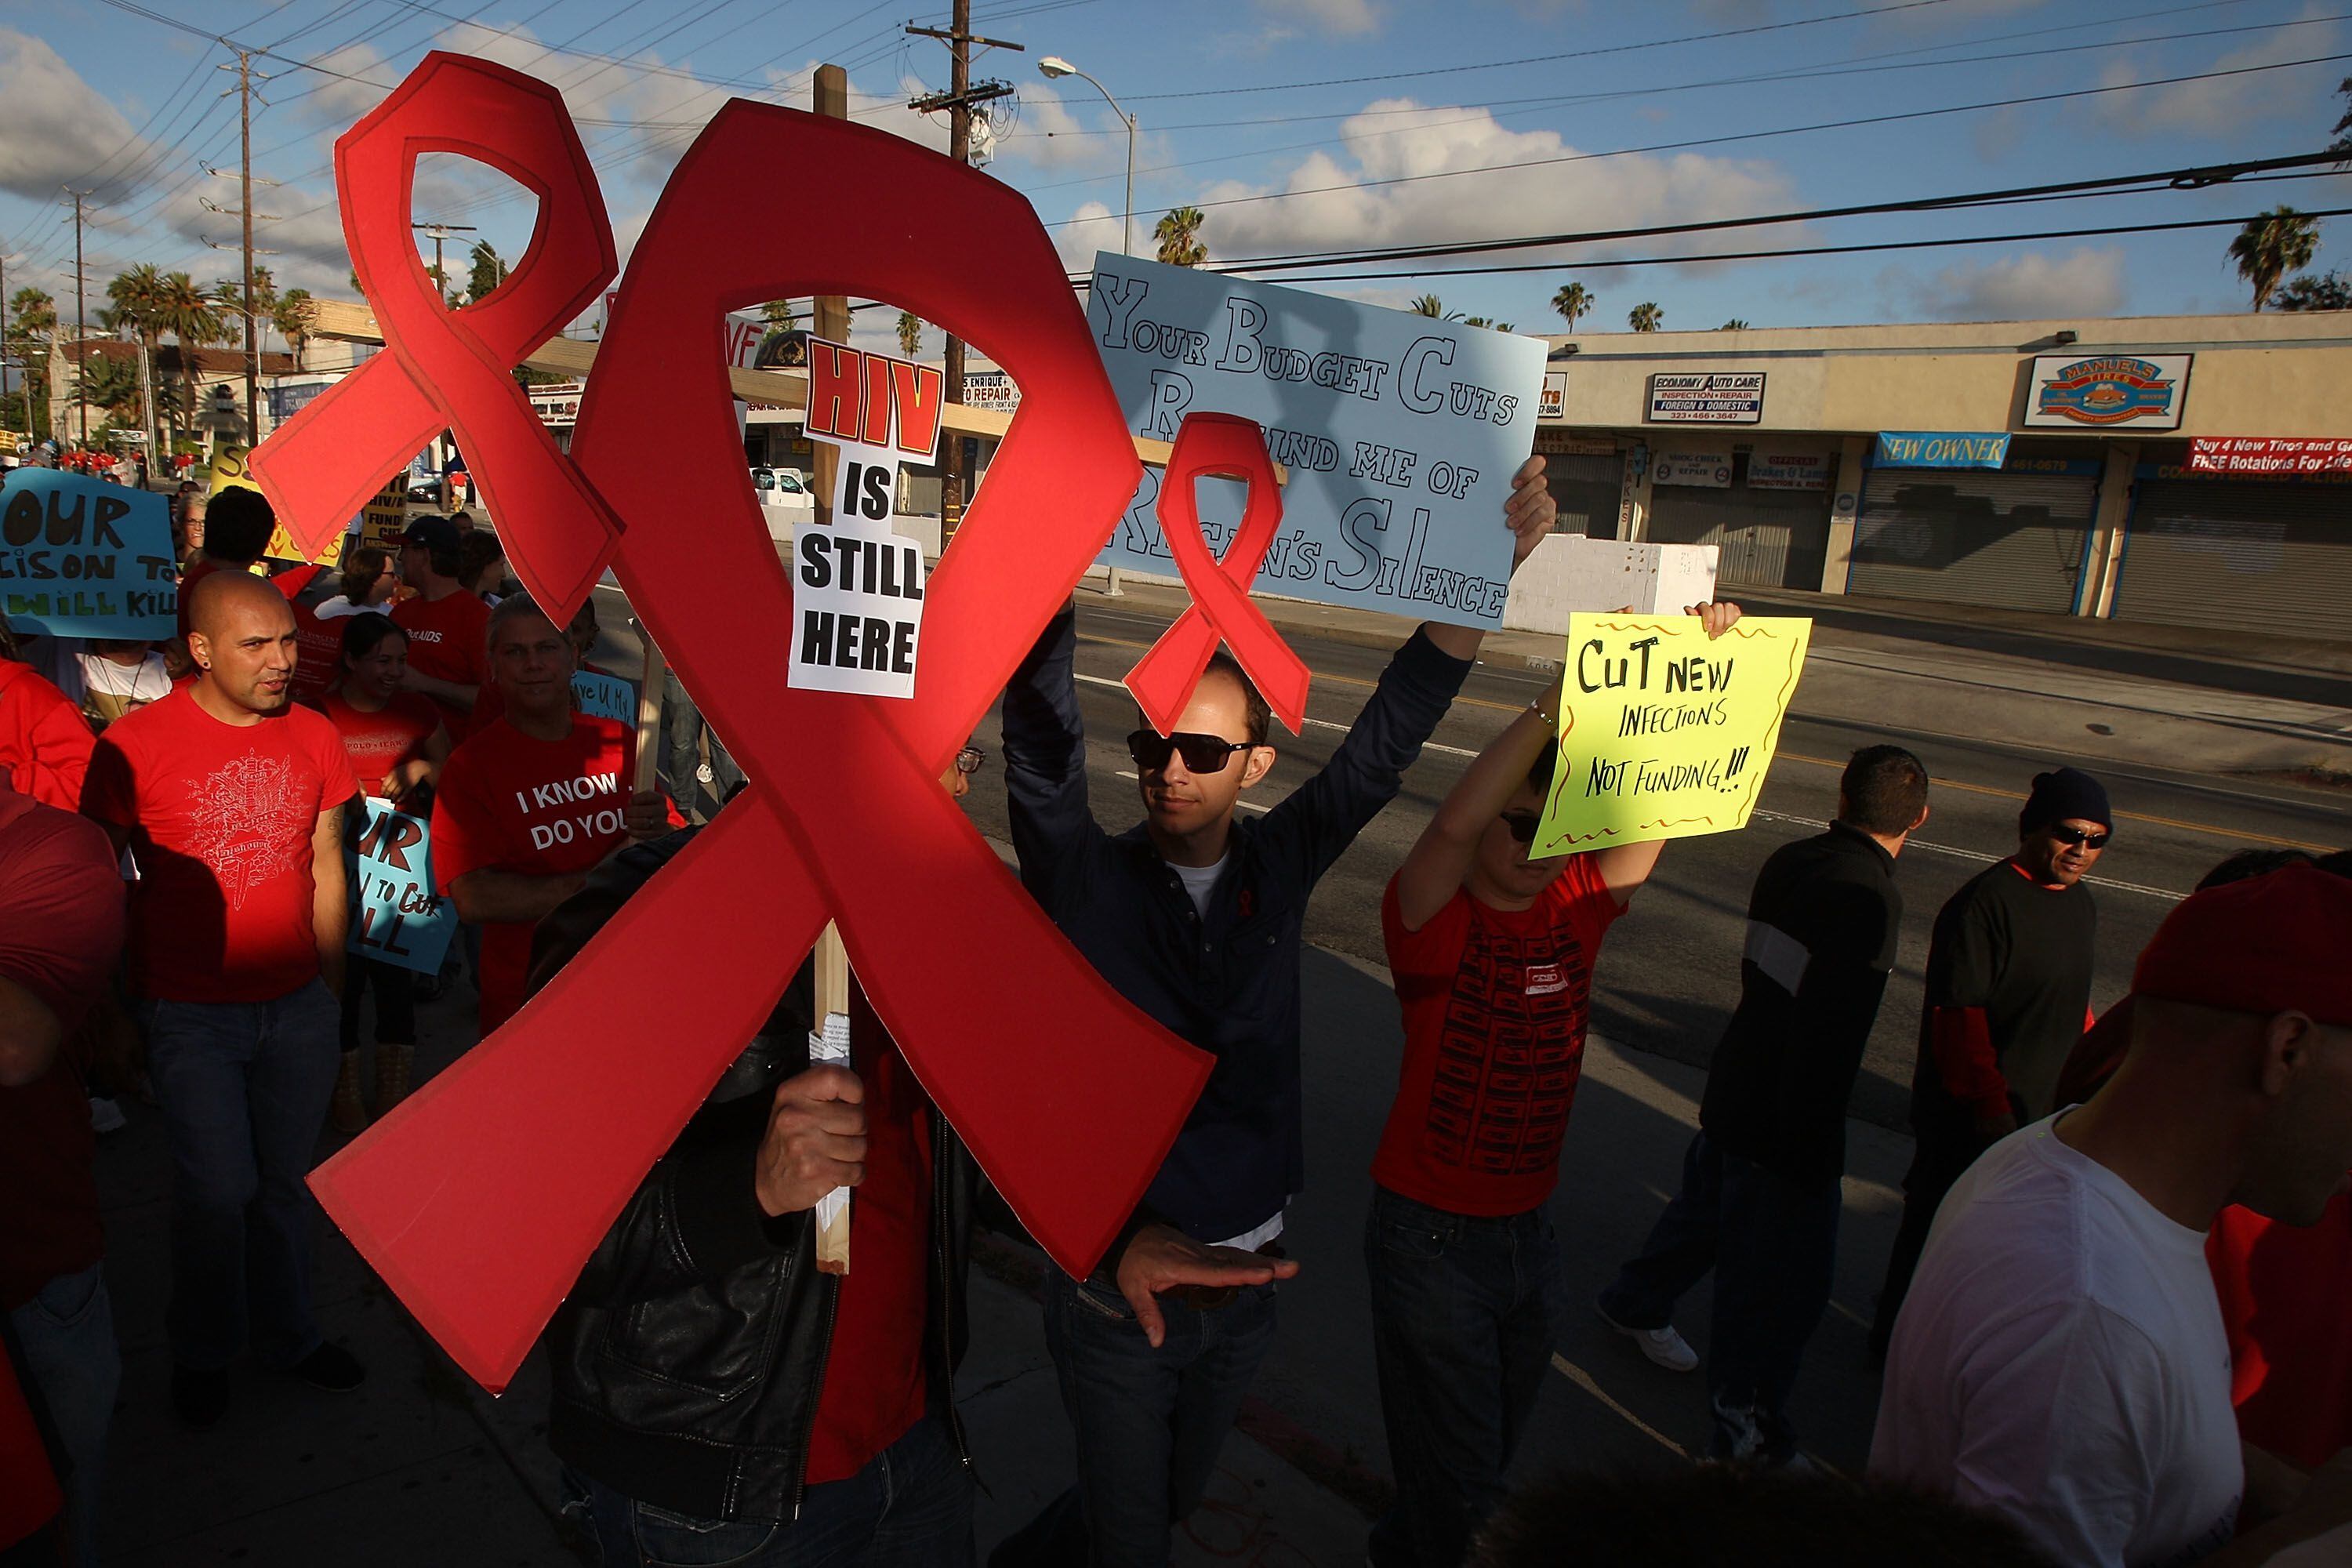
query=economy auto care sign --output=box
[1646,372,1765,425]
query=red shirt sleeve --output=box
[0,805,124,1033]
[305,711,361,814]
[1929,1004,2010,1120]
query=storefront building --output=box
[1536,312,2352,640]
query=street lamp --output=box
[1037,56,1137,259]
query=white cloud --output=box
[1882,246,2127,321]
[1255,0,1381,37]
[2090,15,2346,139]
[1171,98,1792,266]
[0,27,164,201]
[1054,201,1125,272]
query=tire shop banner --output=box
[2187,437,2352,476]
[1087,253,1546,630]
[0,469,177,637]
[1530,612,1813,855]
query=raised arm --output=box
[1000,600,1105,913]
[1393,688,1555,931]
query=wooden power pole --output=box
[908,2,1018,544]
[811,64,851,526]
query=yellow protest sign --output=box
[208,445,258,495]
[1530,613,1813,855]
[359,477,409,553]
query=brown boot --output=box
[330,1051,370,1134]
[375,1043,415,1116]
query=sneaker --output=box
[89,1096,126,1134]
[289,1341,365,1393]
[172,1364,230,1428]
[1595,1298,1700,1371]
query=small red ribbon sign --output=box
[1124,412,1312,736]
[255,53,1214,1392]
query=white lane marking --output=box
[1548,1352,1688,1459]
[1073,671,1482,760]
[1750,808,2185,902]
[1115,770,1270,815]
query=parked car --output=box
[753,466,813,505]
[407,475,445,504]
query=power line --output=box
[1116,0,1965,101]
[1201,205,2352,289]
[1044,50,2352,230]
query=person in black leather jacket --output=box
[531,781,985,1567]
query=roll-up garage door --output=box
[1848,468,2096,612]
[2114,480,2352,641]
[1646,461,1833,589]
[1541,448,1625,539]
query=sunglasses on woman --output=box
[1127,729,1256,774]
[2047,823,2111,849]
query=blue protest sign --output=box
[345,797,459,975]
[1088,254,1547,629]
[572,669,635,723]
[0,469,177,637]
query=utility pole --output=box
[213,52,275,441]
[412,221,477,306]
[64,187,93,447]
[811,65,851,527]
[908,2,1019,543]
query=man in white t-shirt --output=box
[1871,861,2352,1568]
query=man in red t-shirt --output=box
[1,773,125,1565]
[80,570,364,1430]
[389,516,490,738]
[430,595,667,1036]
[1367,602,1740,1568]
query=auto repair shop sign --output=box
[2024,354,2190,430]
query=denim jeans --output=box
[1597,1132,1842,1461]
[663,665,742,808]
[140,980,339,1371]
[560,1414,973,1567]
[10,1264,119,1568]
[996,1265,1279,1568]
[1363,1187,1562,1568]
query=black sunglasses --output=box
[954,746,985,776]
[1127,729,1255,774]
[1501,811,1542,845]
[2047,823,2111,849]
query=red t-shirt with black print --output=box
[1374,855,1621,1217]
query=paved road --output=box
[953,597,2349,1136]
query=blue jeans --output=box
[999,1264,1279,1568]
[1363,1187,1562,1568]
[1597,1132,1842,1460]
[11,1264,119,1568]
[663,665,742,807]
[560,1414,974,1567]
[140,981,340,1371]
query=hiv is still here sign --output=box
[788,338,942,700]
[1531,614,1812,854]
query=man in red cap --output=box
[1871,861,2352,1568]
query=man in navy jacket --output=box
[993,458,1556,1568]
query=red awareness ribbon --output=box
[296,68,1214,1392]
[1124,412,1312,736]
[248,53,621,619]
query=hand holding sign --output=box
[1530,611,1809,855]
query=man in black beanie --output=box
[1870,765,2111,1357]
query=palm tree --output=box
[896,310,923,358]
[6,287,55,439]
[2229,206,2321,310]
[153,271,225,445]
[1409,294,1465,321]
[758,298,800,358]
[1154,207,1207,267]
[464,242,505,306]
[274,288,314,370]
[1719,318,1751,331]
[1628,302,1664,332]
[1461,315,1516,332]
[1552,281,1594,331]
[106,263,168,452]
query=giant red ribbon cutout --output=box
[1123,412,1312,737]
[253,53,1214,1393]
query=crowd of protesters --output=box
[2,458,2348,1568]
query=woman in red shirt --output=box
[321,614,452,1132]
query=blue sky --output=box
[2,0,2344,353]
